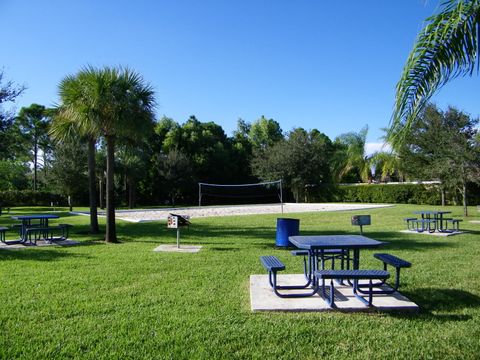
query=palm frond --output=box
[389,0,480,148]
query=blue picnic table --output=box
[289,235,386,277]
[11,214,60,243]
[411,210,452,233]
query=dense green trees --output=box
[0,69,25,161]
[252,128,334,202]
[2,63,479,222]
[397,104,480,215]
[15,104,51,191]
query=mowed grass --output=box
[1,204,480,359]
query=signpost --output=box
[167,213,191,248]
[351,215,371,235]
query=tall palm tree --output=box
[97,67,155,242]
[388,0,480,147]
[54,66,155,242]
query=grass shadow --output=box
[0,248,93,261]
[389,288,480,322]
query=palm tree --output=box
[334,126,372,183]
[388,0,480,147]
[54,66,155,242]
[370,150,404,182]
[52,76,101,234]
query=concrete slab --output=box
[153,244,202,253]
[250,274,419,313]
[400,229,463,237]
[0,239,80,249]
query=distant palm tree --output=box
[370,150,404,182]
[54,66,155,242]
[389,0,480,147]
[334,126,371,183]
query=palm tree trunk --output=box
[88,138,99,233]
[33,139,38,191]
[128,177,135,209]
[99,177,104,209]
[106,135,117,243]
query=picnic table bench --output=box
[0,226,8,243]
[259,255,319,298]
[24,225,72,244]
[444,218,462,231]
[372,253,411,293]
[315,269,390,307]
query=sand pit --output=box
[73,203,393,223]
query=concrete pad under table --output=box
[250,274,418,313]
[153,244,202,253]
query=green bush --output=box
[0,190,65,207]
[335,183,442,204]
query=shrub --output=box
[334,183,442,205]
[0,190,65,207]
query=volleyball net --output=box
[198,180,283,209]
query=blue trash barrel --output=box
[276,218,300,247]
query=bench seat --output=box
[25,226,67,244]
[445,218,462,231]
[404,218,417,231]
[315,269,390,307]
[260,255,285,272]
[373,253,411,293]
[0,226,8,243]
[412,219,437,232]
[315,269,390,280]
[259,255,318,298]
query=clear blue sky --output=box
[2,1,479,153]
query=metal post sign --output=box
[167,215,179,229]
[167,214,191,248]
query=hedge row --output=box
[0,191,65,207]
[335,183,442,205]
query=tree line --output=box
[1,65,480,241]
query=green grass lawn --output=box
[1,204,480,359]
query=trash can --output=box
[275,218,300,247]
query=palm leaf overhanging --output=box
[388,0,480,148]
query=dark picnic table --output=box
[11,214,60,243]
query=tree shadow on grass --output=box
[0,247,94,261]
[390,288,480,322]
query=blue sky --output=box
[2,1,479,153]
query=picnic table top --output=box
[11,214,60,220]
[412,210,451,215]
[289,235,386,250]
